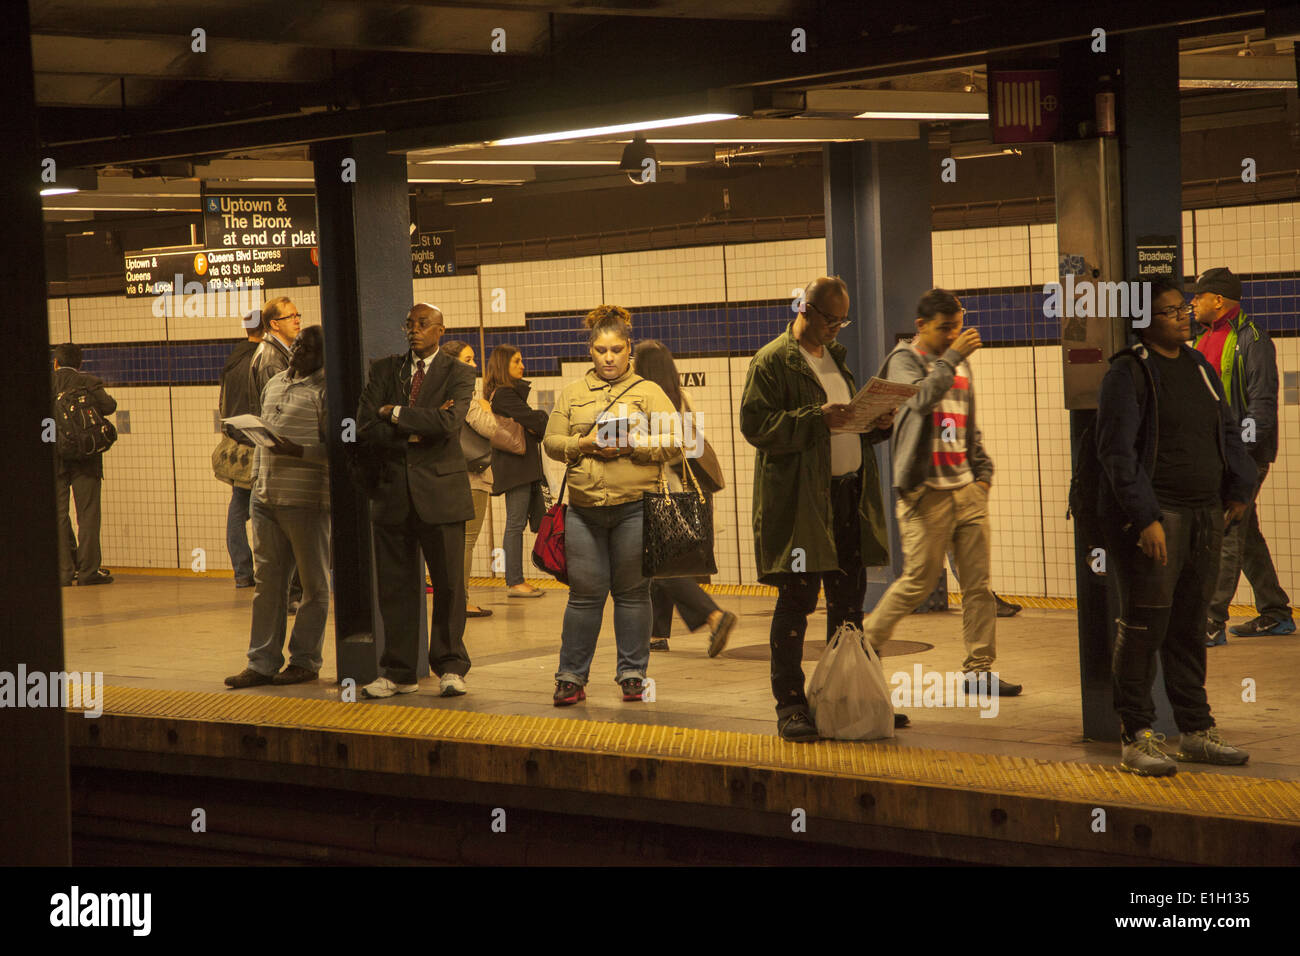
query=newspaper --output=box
[829,377,919,433]
[221,414,281,448]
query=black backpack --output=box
[55,385,118,460]
[1066,356,1145,553]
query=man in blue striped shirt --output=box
[226,325,331,688]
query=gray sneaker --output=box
[1120,729,1177,777]
[1176,727,1250,766]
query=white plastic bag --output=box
[806,623,895,740]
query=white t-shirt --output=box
[800,344,862,477]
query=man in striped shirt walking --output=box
[865,289,1022,699]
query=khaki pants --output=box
[863,481,996,671]
[464,488,490,594]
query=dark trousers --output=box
[56,468,102,585]
[1104,505,1219,739]
[651,577,719,637]
[1208,462,1291,626]
[227,485,254,582]
[770,473,867,717]
[372,497,468,684]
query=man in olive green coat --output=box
[740,275,897,742]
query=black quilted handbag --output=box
[641,459,717,578]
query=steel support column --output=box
[0,1,71,864]
[312,135,429,685]
[824,137,934,607]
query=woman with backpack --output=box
[485,345,551,598]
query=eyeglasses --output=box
[806,301,852,329]
[401,321,443,333]
[1154,304,1193,320]
[276,312,302,321]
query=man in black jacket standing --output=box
[53,343,117,587]
[356,303,476,699]
[218,312,262,587]
[1095,277,1255,776]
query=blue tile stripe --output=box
[50,276,1300,386]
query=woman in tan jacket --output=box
[543,306,682,705]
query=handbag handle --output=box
[657,449,704,501]
[555,377,643,503]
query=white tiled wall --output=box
[603,246,726,306]
[1191,202,1300,276]
[725,239,825,302]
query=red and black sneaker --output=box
[553,680,586,706]
[620,677,645,702]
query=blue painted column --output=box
[823,137,934,607]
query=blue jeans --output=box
[247,498,331,676]
[555,500,650,686]
[227,485,253,582]
[503,482,533,586]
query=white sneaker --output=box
[1119,729,1177,777]
[361,676,419,699]
[440,674,467,697]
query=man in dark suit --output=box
[52,342,117,586]
[356,303,476,699]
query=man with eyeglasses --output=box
[740,275,898,742]
[865,288,1020,702]
[248,297,302,416]
[248,296,306,611]
[1190,267,1292,647]
[1095,275,1254,775]
[355,303,476,700]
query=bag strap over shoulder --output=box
[556,377,643,502]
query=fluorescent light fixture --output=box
[38,166,99,195]
[444,196,494,206]
[40,187,80,196]
[643,137,856,144]
[418,159,615,166]
[491,113,739,146]
[239,177,317,183]
[856,110,989,120]
[805,90,987,121]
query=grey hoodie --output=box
[877,339,993,494]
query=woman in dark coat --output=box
[485,345,551,597]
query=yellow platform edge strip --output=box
[69,685,1300,825]
[104,570,1268,616]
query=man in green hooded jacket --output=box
[740,275,897,742]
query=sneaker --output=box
[553,680,586,706]
[649,638,670,652]
[271,664,318,685]
[79,569,114,586]
[1205,624,1227,647]
[621,677,646,701]
[1120,729,1177,777]
[994,593,1022,617]
[777,711,820,743]
[225,667,275,689]
[707,610,738,658]
[963,670,1022,697]
[360,676,419,699]
[1176,727,1250,766]
[439,673,467,697]
[1229,615,1296,637]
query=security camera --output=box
[619,135,657,185]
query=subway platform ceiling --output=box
[32,0,1300,223]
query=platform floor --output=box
[61,572,1300,782]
